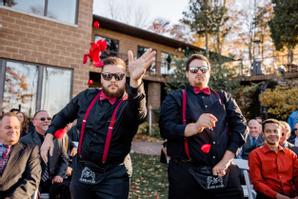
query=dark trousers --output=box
[70,158,129,199]
[168,160,244,199]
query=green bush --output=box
[137,122,161,138]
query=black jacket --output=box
[46,85,147,164]
[159,86,247,166]
[21,131,68,178]
[0,142,41,199]
[240,135,264,160]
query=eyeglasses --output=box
[294,128,298,131]
[39,117,52,121]
[101,72,125,81]
[189,66,209,74]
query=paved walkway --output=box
[131,141,162,155]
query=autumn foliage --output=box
[259,86,298,120]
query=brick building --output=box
[0,1,213,120]
[0,0,93,117]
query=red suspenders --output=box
[78,91,126,164]
[182,89,191,160]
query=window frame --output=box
[0,59,73,117]
[0,0,79,25]
[160,51,174,75]
[94,35,120,57]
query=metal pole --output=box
[148,105,152,135]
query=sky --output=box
[93,0,189,26]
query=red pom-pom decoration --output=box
[83,54,88,64]
[83,40,107,68]
[200,144,211,154]
[93,20,100,29]
[87,79,94,86]
[54,128,66,139]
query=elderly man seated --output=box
[240,119,263,159]
[0,112,41,199]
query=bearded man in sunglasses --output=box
[159,54,247,199]
[40,49,156,199]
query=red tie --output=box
[193,87,211,95]
[99,91,117,105]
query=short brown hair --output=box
[185,54,210,71]
[103,57,126,70]
[262,118,281,132]
[0,112,18,122]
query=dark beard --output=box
[102,85,125,98]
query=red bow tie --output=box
[99,91,117,105]
[193,87,211,95]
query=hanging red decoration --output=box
[93,20,100,29]
[87,79,94,86]
[82,39,107,67]
[200,144,211,154]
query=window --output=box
[161,52,175,75]
[0,60,72,117]
[41,67,72,116]
[2,61,38,116]
[0,0,78,24]
[95,35,119,58]
[137,46,156,74]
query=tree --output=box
[147,18,194,43]
[182,0,229,58]
[259,86,298,120]
[269,0,298,63]
[97,0,150,28]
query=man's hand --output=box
[40,133,54,164]
[66,167,73,177]
[276,193,290,199]
[197,113,218,130]
[70,147,78,157]
[52,176,63,184]
[184,113,218,137]
[212,150,234,177]
[128,49,156,87]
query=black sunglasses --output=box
[39,117,52,121]
[101,72,125,81]
[189,66,209,74]
[294,128,298,131]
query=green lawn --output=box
[129,153,168,199]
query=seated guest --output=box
[16,111,30,137]
[249,119,298,199]
[21,110,68,197]
[279,121,298,155]
[291,123,298,147]
[0,112,41,199]
[240,119,263,159]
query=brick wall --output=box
[0,0,93,96]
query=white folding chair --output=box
[233,159,256,199]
